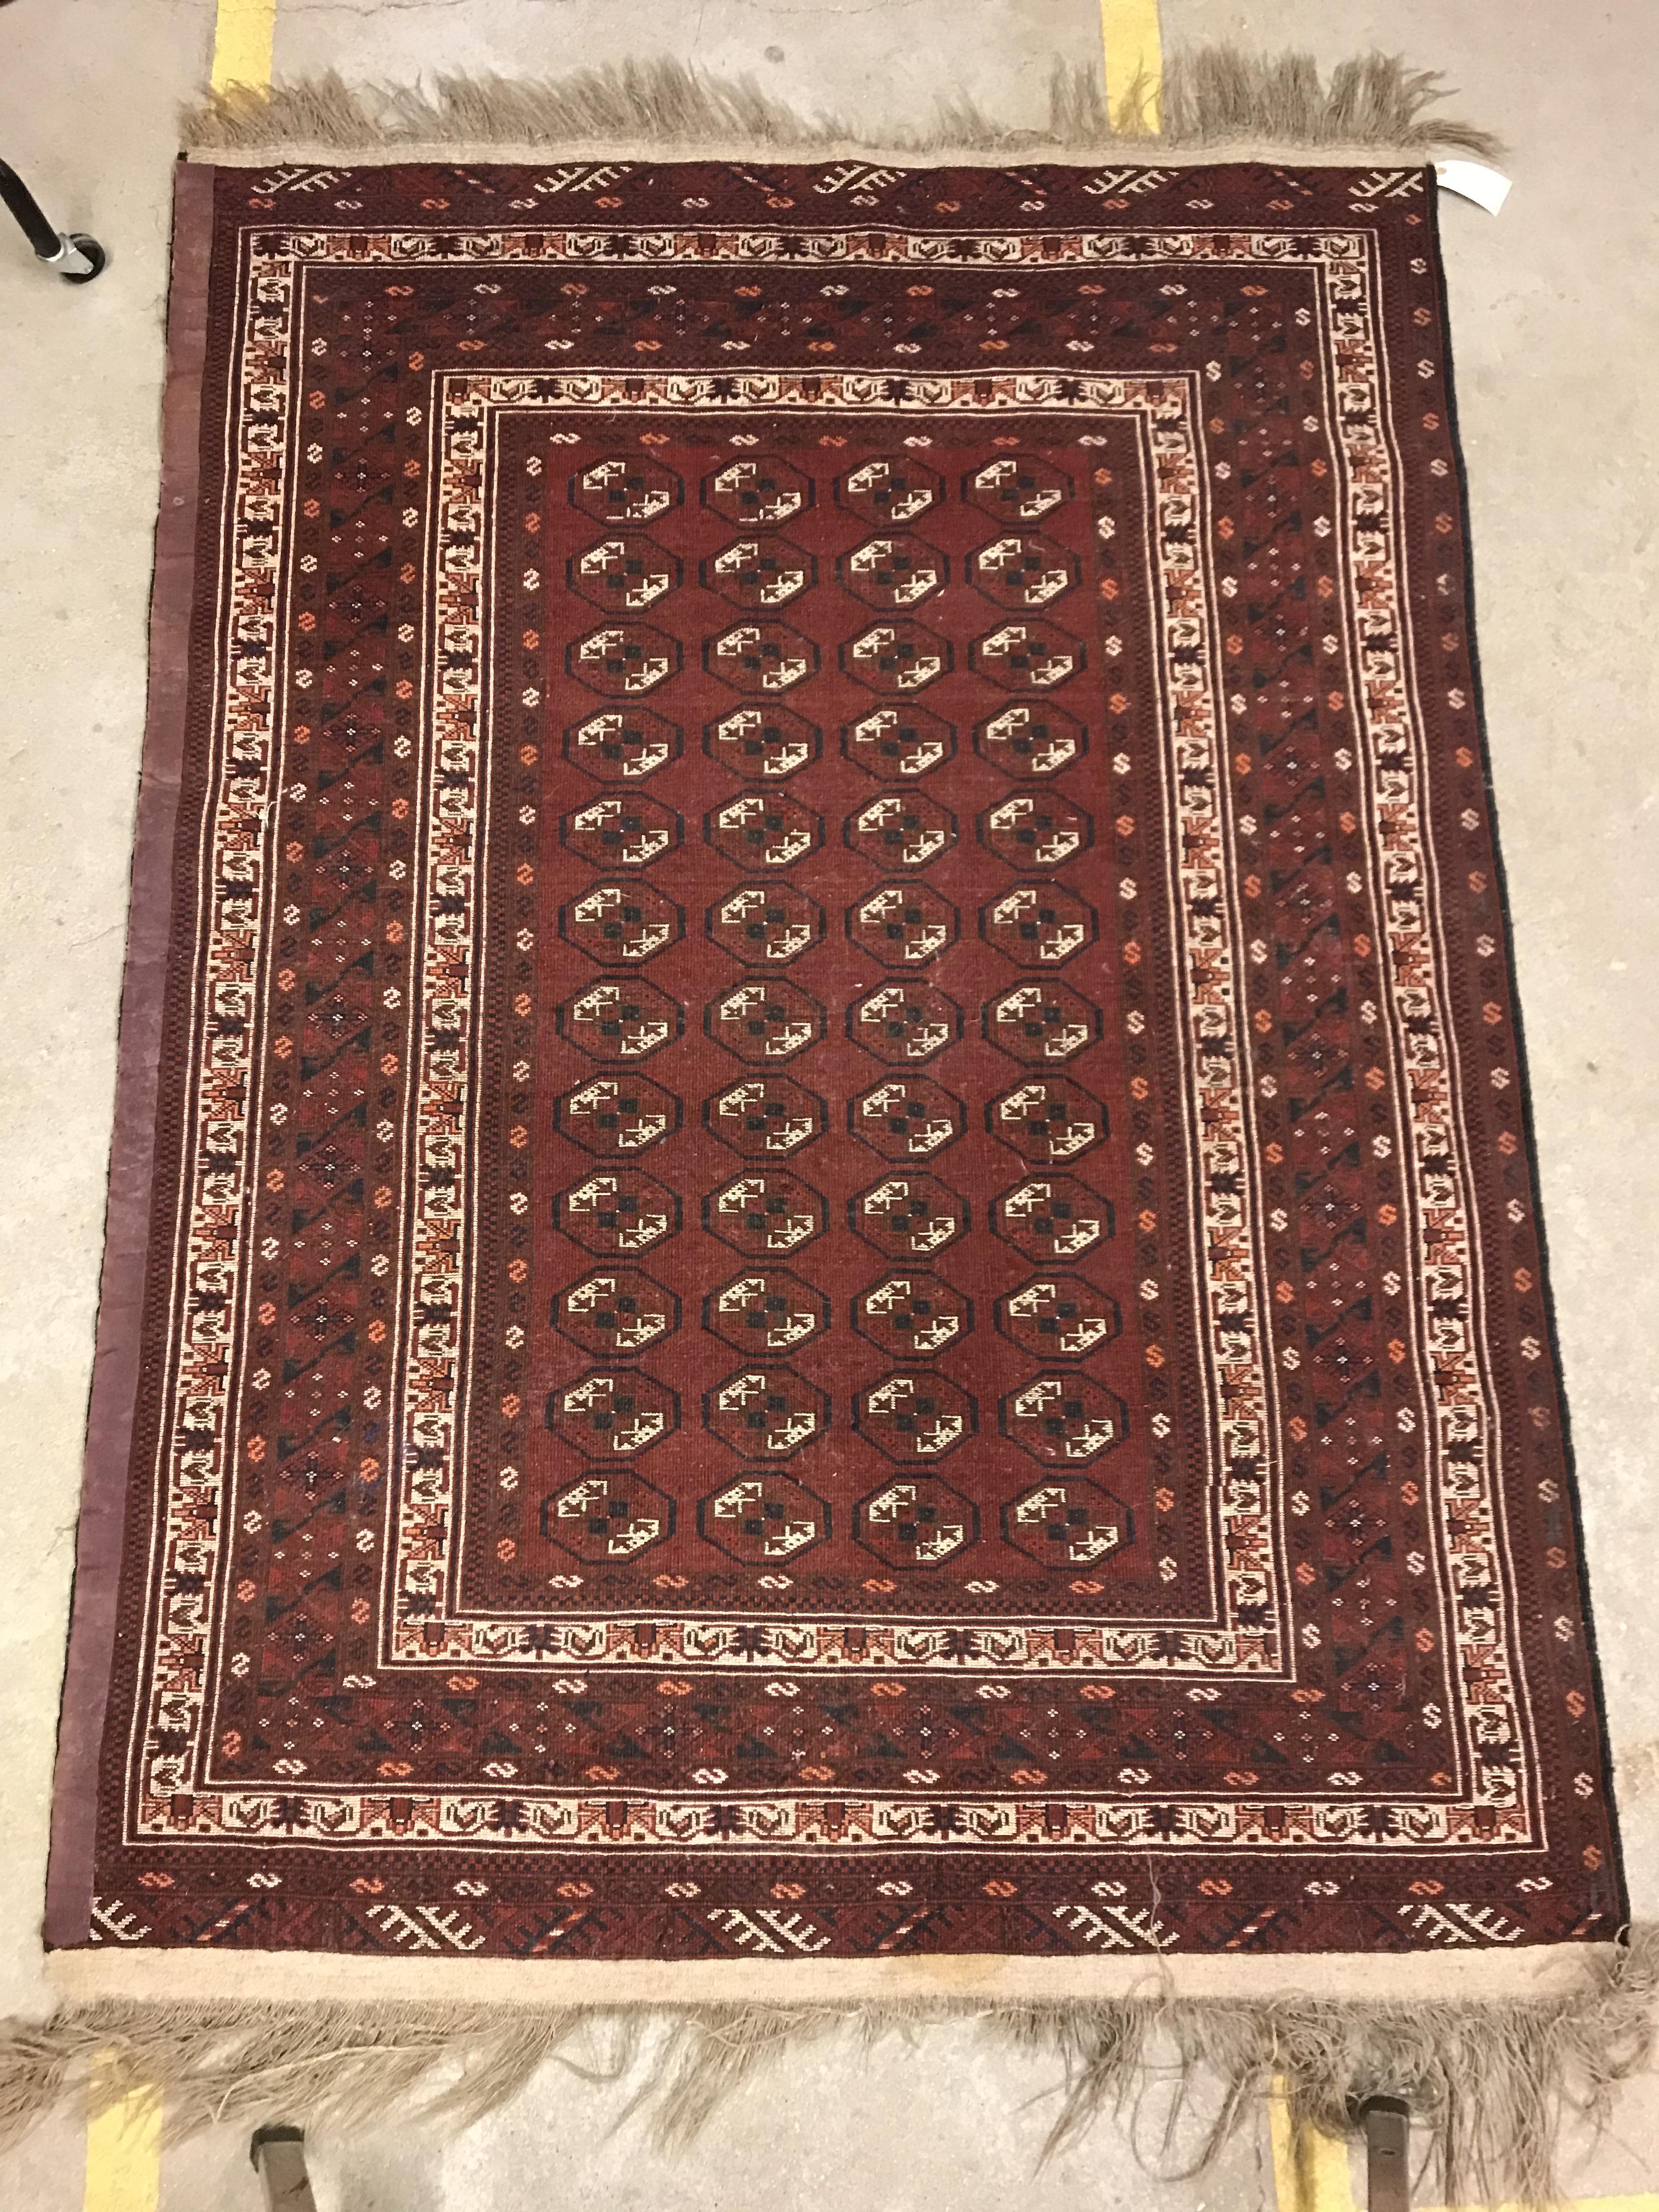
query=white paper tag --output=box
[1436,160,1511,215]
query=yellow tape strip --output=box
[210,0,278,92]
[83,2064,161,2212]
[1267,2080,1659,2212]
[1268,2078,1358,2212]
[1099,0,1162,131]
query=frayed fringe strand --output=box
[180,47,1500,162]
[1005,1936,1658,2207]
[2,1936,1651,2204]
[0,2001,636,2143]
[1160,47,1498,155]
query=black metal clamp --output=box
[1357,2095,1411,2212]
[0,158,104,280]
[250,2123,318,2210]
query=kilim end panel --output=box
[46,156,1623,1963]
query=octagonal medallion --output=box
[984,980,1100,1064]
[707,620,817,693]
[988,1076,1107,1164]
[563,707,681,783]
[572,453,682,524]
[836,454,942,523]
[847,881,958,966]
[980,883,1096,967]
[843,704,955,778]
[698,1472,828,1562]
[991,1176,1113,1261]
[704,1269,830,1355]
[705,1170,828,1255]
[554,1074,680,1155]
[706,1365,827,1459]
[560,793,680,868]
[851,1075,965,1160]
[553,1269,680,1357]
[994,1274,1121,1359]
[542,1470,675,1561]
[968,532,1080,608]
[702,536,815,608]
[705,977,826,1063]
[560,880,682,963]
[850,1173,968,1257]
[705,792,823,870]
[999,1374,1127,1465]
[568,534,681,612]
[1002,1477,1130,1567]
[567,622,681,696]
[554,1169,680,1254]
[545,1368,679,1456]
[704,704,820,781]
[963,452,1071,522]
[557,977,682,1062]
[844,792,956,870]
[974,702,1086,778]
[970,620,1084,691]
[703,454,812,528]
[707,882,825,964]
[842,619,950,693]
[855,1372,975,1461]
[853,1272,972,1357]
[855,1476,975,1567]
[848,980,961,1065]
[838,533,947,607]
[704,1075,825,1159]
[978,792,1092,868]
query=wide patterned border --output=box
[130,217,1532,1854]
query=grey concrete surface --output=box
[1,1,1657,2203]
[270,0,1100,134]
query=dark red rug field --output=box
[47,155,1622,1967]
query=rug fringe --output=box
[179,47,1501,162]
[2,1933,1650,2201]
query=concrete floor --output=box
[2,1,1657,2204]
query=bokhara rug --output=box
[47,154,1623,1982]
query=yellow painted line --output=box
[1269,2078,1358,2212]
[1267,2080,1659,2212]
[83,2061,161,2212]
[210,0,277,92]
[1100,0,1162,132]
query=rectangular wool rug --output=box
[23,125,1644,2183]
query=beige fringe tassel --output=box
[181,48,1500,163]
[2,1934,1652,2203]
